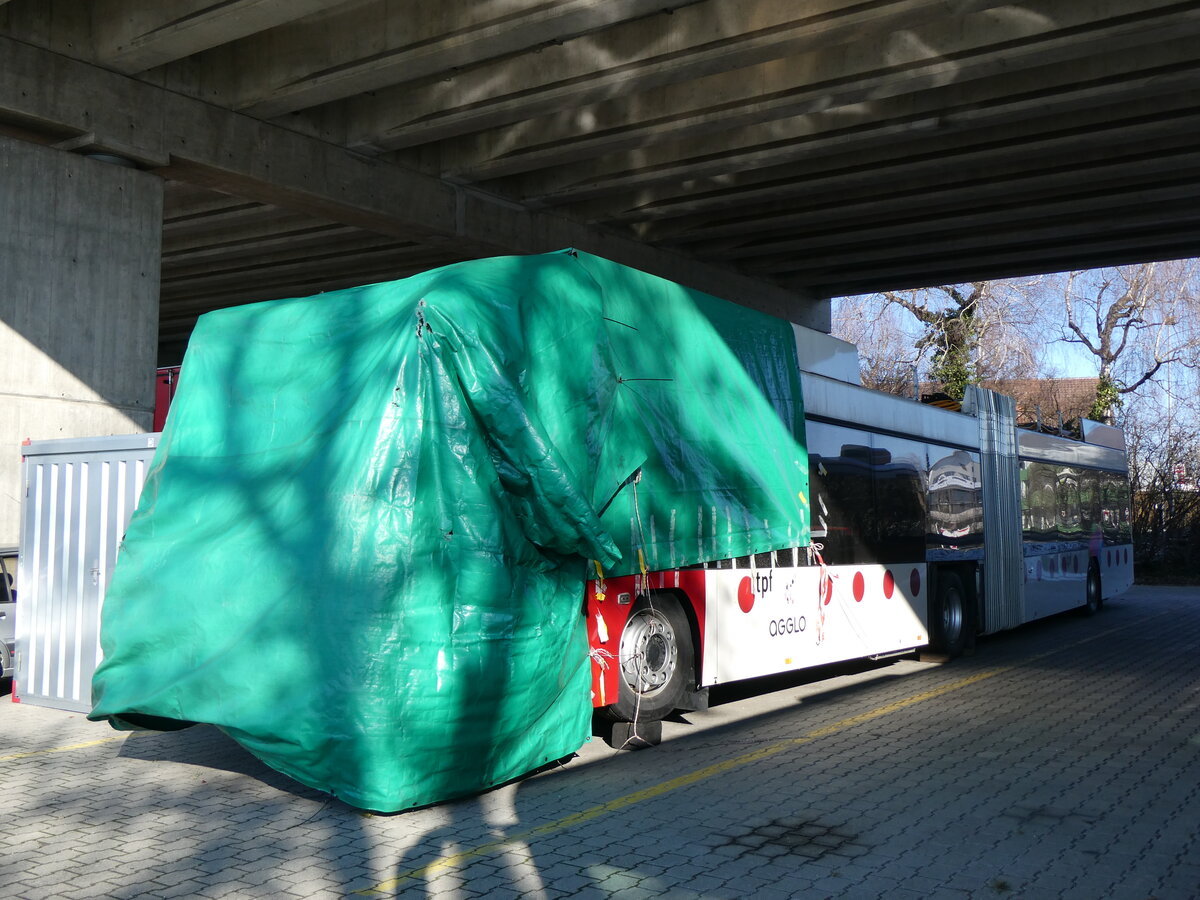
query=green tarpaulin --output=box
[90,250,809,811]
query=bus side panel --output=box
[1099,544,1135,597]
[1022,542,1134,620]
[705,562,928,685]
[1023,548,1088,620]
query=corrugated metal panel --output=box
[965,386,1024,634]
[17,434,158,711]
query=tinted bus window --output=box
[928,448,983,557]
[1023,461,1057,542]
[807,422,874,564]
[1100,472,1119,543]
[807,422,927,565]
[1117,476,1132,543]
[869,434,926,564]
[1058,467,1082,543]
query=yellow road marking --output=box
[355,667,1007,895]
[1,613,1143,767]
[0,606,1171,896]
[0,733,132,762]
[356,608,1173,896]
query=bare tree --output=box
[884,284,978,398]
[1121,373,1200,575]
[1062,261,1200,424]
[835,278,1047,399]
[878,279,1044,399]
[832,296,920,395]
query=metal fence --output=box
[16,434,158,711]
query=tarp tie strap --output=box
[589,648,614,706]
[810,543,833,645]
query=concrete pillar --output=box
[0,137,162,549]
[793,297,832,335]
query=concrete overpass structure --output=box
[2,0,1199,545]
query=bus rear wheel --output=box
[1083,560,1102,615]
[601,593,693,723]
[931,571,971,657]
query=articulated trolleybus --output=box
[586,328,1133,726]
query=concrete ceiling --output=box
[2,1,1200,357]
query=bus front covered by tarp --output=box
[89,249,810,811]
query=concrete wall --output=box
[0,137,162,549]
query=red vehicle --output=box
[153,366,182,432]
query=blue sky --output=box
[1045,340,1099,379]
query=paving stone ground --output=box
[2,584,1198,899]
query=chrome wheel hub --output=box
[619,607,678,696]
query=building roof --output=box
[915,376,1100,430]
[983,377,1100,428]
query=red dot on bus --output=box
[852,571,864,602]
[910,568,921,597]
[823,577,833,606]
[737,576,755,613]
[882,569,895,599]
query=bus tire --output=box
[1083,560,1102,616]
[931,571,969,657]
[601,593,693,724]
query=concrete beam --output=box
[338,0,1011,151]
[164,223,367,263]
[694,147,1200,260]
[747,185,1200,275]
[491,41,1200,205]
[164,233,412,280]
[799,228,1200,297]
[92,0,345,73]
[157,250,469,335]
[164,247,449,293]
[437,0,1200,183]
[0,34,821,323]
[162,182,254,216]
[622,100,1200,239]
[163,202,295,239]
[223,0,704,118]
[520,77,1200,233]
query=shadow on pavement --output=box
[117,723,334,803]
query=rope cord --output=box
[619,474,656,751]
